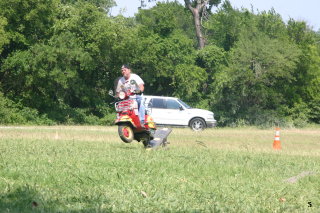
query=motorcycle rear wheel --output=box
[118,124,134,143]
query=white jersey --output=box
[116,73,144,95]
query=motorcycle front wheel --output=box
[118,124,134,143]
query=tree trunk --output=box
[193,8,205,49]
[184,0,208,49]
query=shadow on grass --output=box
[0,185,44,212]
[110,143,143,150]
[0,185,113,212]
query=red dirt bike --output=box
[109,89,157,148]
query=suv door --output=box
[164,99,189,125]
[148,98,168,124]
[149,98,189,125]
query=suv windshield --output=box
[178,99,192,109]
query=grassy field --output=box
[0,126,319,212]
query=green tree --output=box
[61,0,115,10]
[285,19,320,123]
[0,0,59,53]
[133,2,205,100]
[0,1,121,122]
[1,33,92,119]
[0,16,9,55]
[205,0,245,50]
[136,2,194,39]
[207,26,301,125]
[256,9,288,40]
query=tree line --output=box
[0,0,319,127]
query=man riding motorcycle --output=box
[115,64,146,126]
[112,64,172,148]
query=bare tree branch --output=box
[184,0,195,13]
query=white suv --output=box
[143,95,216,131]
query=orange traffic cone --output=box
[273,127,281,150]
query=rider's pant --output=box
[135,95,145,124]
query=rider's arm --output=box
[139,84,144,93]
[115,82,124,98]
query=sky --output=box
[109,0,320,31]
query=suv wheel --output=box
[189,118,206,131]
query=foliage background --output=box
[0,0,319,127]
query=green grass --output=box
[0,126,319,212]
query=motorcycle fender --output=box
[146,115,156,129]
[115,115,136,128]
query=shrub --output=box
[0,92,54,125]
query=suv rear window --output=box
[149,98,181,109]
[150,98,165,108]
